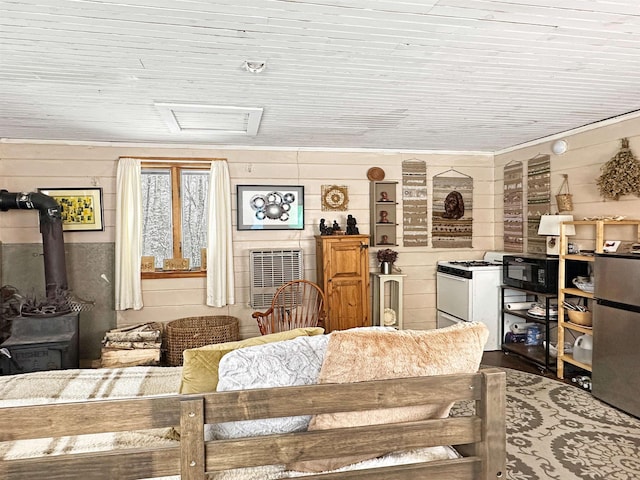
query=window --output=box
[141,162,209,275]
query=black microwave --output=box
[502,254,558,293]
[502,254,590,293]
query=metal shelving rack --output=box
[501,285,557,372]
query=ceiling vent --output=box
[155,102,263,136]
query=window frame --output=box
[140,160,212,279]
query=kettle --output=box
[574,334,593,350]
[573,334,593,365]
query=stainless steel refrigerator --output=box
[592,253,640,418]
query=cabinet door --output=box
[325,238,367,278]
[327,277,369,331]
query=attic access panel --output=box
[155,103,263,135]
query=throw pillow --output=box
[206,334,330,440]
[288,321,489,472]
[178,327,324,394]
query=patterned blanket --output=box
[0,366,182,460]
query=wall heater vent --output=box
[249,248,304,308]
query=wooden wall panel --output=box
[494,116,640,252]
[1,142,497,360]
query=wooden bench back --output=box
[0,369,506,480]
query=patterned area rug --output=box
[453,368,640,480]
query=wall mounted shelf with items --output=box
[370,181,398,247]
[556,219,640,379]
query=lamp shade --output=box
[537,215,576,236]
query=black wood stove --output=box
[0,313,79,374]
[0,190,81,375]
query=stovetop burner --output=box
[448,261,494,267]
[437,252,506,273]
[437,257,504,275]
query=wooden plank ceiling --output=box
[1,0,639,152]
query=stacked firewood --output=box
[100,323,162,368]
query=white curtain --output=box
[115,158,143,310]
[207,160,235,306]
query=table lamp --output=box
[537,215,575,255]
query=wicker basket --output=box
[555,174,574,212]
[556,194,573,212]
[164,316,239,366]
[567,310,592,327]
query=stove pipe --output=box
[0,190,68,298]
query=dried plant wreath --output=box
[596,138,640,200]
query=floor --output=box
[482,350,547,375]
[481,350,587,387]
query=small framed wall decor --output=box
[38,187,104,232]
[321,185,349,211]
[236,185,304,230]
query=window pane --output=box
[181,170,209,268]
[142,169,173,268]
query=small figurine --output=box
[379,191,390,202]
[346,214,359,235]
[379,210,390,223]
[332,220,341,233]
[379,235,392,245]
[320,218,327,235]
[320,218,333,235]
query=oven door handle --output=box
[436,272,470,282]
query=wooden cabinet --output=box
[370,181,398,246]
[557,220,640,379]
[315,235,371,332]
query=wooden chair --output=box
[252,280,327,335]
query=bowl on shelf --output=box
[567,310,593,327]
[572,277,594,293]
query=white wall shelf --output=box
[369,181,398,247]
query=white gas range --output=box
[436,252,506,351]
